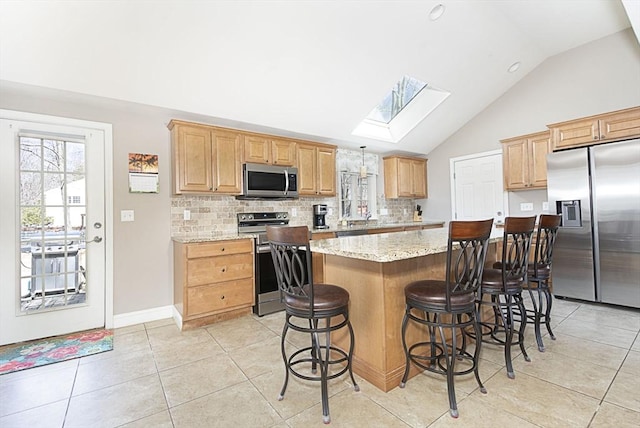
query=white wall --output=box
[422,29,640,221]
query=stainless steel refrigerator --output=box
[547,138,640,308]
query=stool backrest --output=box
[531,214,562,276]
[501,216,537,285]
[446,219,494,311]
[266,225,314,313]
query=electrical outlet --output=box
[291,208,297,217]
[328,208,333,216]
[183,209,191,220]
[520,203,534,212]
[121,210,134,222]
[380,208,388,215]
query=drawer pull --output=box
[221,247,225,251]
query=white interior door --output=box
[0,112,111,345]
[451,150,506,222]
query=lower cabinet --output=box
[174,238,254,329]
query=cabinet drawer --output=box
[187,239,252,259]
[186,278,254,317]
[187,253,253,286]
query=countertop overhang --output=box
[310,226,503,263]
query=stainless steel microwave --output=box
[240,163,298,198]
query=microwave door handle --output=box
[284,169,289,195]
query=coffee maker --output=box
[313,204,329,229]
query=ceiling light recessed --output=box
[429,4,445,21]
[508,62,521,73]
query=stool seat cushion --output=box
[481,268,524,293]
[285,283,350,312]
[404,280,476,311]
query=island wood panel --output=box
[323,243,497,392]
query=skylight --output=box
[352,75,450,143]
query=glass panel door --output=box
[19,136,87,312]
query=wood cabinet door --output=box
[551,118,599,150]
[397,157,413,197]
[502,138,529,190]
[212,130,242,193]
[175,125,213,193]
[529,134,551,188]
[317,146,336,195]
[599,108,640,142]
[271,139,296,166]
[297,143,318,195]
[411,159,427,198]
[243,135,270,164]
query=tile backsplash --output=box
[170,195,416,237]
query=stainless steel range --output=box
[237,212,289,316]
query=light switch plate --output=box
[542,201,549,211]
[121,210,134,222]
[380,208,389,215]
[291,208,297,217]
[183,209,191,220]
[520,203,534,212]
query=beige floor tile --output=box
[0,366,76,417]
[147,323,215,349]
[361,372,452,427]
[250,367,350,420]
[229,335,297,379]
[65,374,167,427]
[512,349,617,399]
[480,372,599,427]
[119,410,174,428]
[541,333,628,370]
[152,338,225,371]
[206,315,278,351]
[254,311,286,335]
[286,386,408,427]
[0,357,78,384]
[144,317,176,330]
[620,349,640,374]
[632,336,640,352]
[567,304,640,331]
[80,329,151,365]
[605,370,640,412]
[113,323,145,336]
[0,399,67,428]
[549,297,581,317]
[73,347,157,395]
[170,380,283,428]
[591,402,640,428]
[428,394,540,427]
[553,317,637,349]
[159,354,247,407]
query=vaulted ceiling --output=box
[1,1,637,155]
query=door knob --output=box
[85,236,103,243]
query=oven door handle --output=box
[256,244,271,253]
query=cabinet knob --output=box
[221,295,225,300]
[221,247,225,251]
[594,135,599,140]
[221,268,226,273]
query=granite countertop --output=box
[310,226,503,263]
[313,220,445,234]
[172,233,255,243]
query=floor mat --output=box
[0,329,113,375]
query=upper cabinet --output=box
[243,135,296,166]
[383,156,427,198]
[169,120,242,194]
[549,106,640,151]
[501,131,551,191]
[297,143,337,196]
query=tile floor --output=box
[1,297,639,428]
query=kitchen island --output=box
[310,226,501,392]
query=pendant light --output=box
[360,146,367,178]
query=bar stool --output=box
[523,214,561,352]
[399,219,494,418]
[476,216,536,379]
[266,225,359,425]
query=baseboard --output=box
[113,305,174,329]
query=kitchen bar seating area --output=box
[1,297,638,427]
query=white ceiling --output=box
[0,0,636,156]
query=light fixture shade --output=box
[360,165,367,178]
